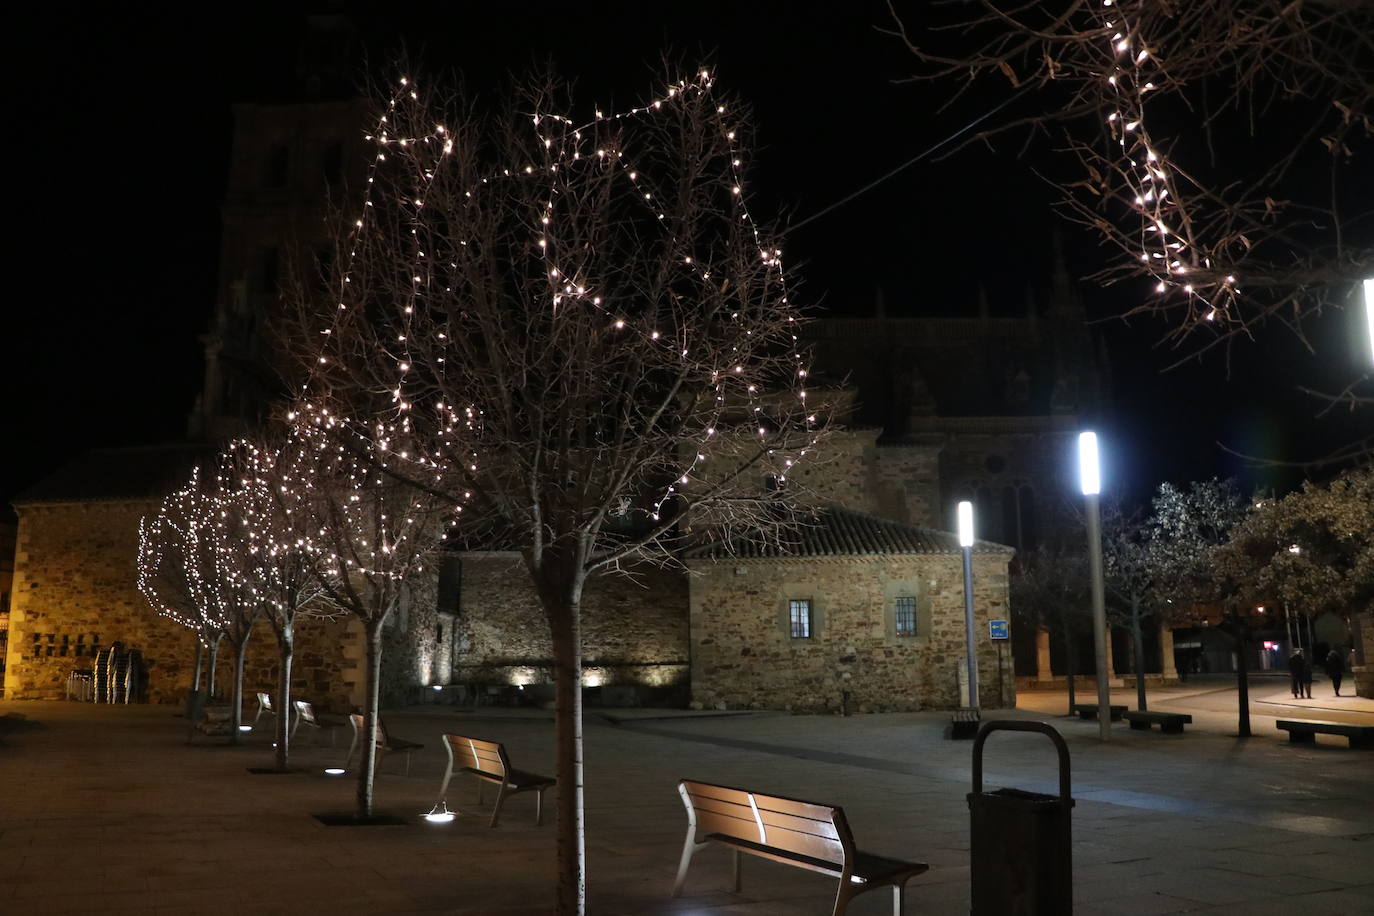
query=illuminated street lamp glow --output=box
[957,500,975,547]
[957,500,978,709]
[1079,429,1110,741]
[1364,277,1373,367]
[1078,431,1101,495]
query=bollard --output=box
[967,721,1074,915]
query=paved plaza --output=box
[2,676,1372,914]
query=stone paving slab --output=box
[2,693,1372,914]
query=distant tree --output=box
[1011,542,1091,713]
[1150,478,1254,732]
[1101,502,1163,711]
[278,66,827,914]
[1216,465,1374,635]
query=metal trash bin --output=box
[967,721,1074,915]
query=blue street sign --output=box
[988,619,1009,640]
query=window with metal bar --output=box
[895,596,918,636]
[789,599,812,638]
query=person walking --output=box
[1324,648,1345,697]
[1288,648,1306,699]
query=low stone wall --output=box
[454,554,690,682]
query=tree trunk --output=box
[550,601,586,916]
[230,622,254,745]
[207,634,221,698]
[1234,621,1252,737]
[356,619,385,819]
[1062,623,1077,713]
[192,639,203,692]
[1131,595,1147,712]
[274,623,294,772]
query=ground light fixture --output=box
[238,725,252,732]
[1079,431,1111,742]
[957,500,978,709]
[324,767,346,776]
[423,802,456,824]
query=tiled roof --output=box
[12,444,219,506]
[685,505,1014,560]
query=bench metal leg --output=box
[435,766,454,809]
[671,831,702,897]
[489,781,508,828]
[892,881,906,916]
[535,787,545,826]
[732,848,742,893]
[832,879,856,916]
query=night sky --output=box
[5,3,1365,517]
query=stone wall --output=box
[453,553,689,687]
[5,501,357,709]
[869,444,943,528]
[687,553,1014,713]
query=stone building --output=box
[688,507,1014,713]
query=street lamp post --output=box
[1079,432,1111,741]
[958,500,978,709]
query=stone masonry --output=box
[453,553,689,689]
[687,553,1013,713]
[6,501,357,710]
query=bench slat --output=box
[684,781,834,821]
[694,808,767,844]
[755,824,845,863]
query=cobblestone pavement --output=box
[1,684,1371,915]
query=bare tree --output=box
[281,66,826,914]
[1011,542,1091,712]
[889,1,1374,373]
[291,417,447,819]
[219,438,334,771]
[137,468,227,698]
[137,465,260,738]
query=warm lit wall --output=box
[452,553,690,687]
[4,501,357,709]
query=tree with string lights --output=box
[137,465,261,740]
[890,0,1373,451]
[281,66,828,914]
[138,468,229,700]
[289,416,448,819]
[218,438,334,771]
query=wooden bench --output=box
[673,779,928,915]
[949,708,980,740]
[435,734,556,827]
[290,700,344,746]
[1276,719,1374,749]
[347,714,424,775]
[1123,710,1192,734]
[1072,703,1126,722]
